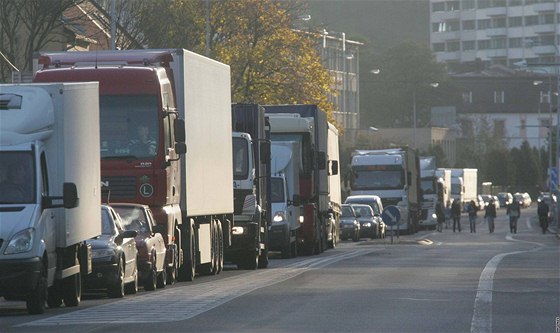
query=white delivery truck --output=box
[0,83,101,314]
[326,123,341,248]
[418,158,451,230]
[449,168,478,210]
[269,141,302,258]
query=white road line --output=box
[18,248,381,327]
[470,235,543,333]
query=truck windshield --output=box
[232,137,249,180]
[451,183,462,195]
[351,166,404,190]
[100,95,159,159]
[421,179,435,195]
[0,152,35,204]
[270,133,310,174]
[270,177,285,203]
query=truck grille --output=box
[380,198,400,207]
[101,176,136,199]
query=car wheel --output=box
[108,258,125,298]
[125,267,138,295]
[144,255,157,291]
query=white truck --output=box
[418,158,452,230]
[269,141,302,258]
[0,83,101,314]
[326,123,341,248]
[449,168,478,210]
[350,147,421,234]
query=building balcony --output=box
[486,49,508,58]
[533,45,557,55]
[532,2,556,12]
[533,24,556,34]
[483,7,507,17]
[485,28,507,37]
[436,30,461,40]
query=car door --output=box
[113,209,137,279]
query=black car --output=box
[340,204,360,242]
[84,205,139,298]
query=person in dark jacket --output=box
[507,200,521,234]
[484,199,497,233]
[451,199,462,232]
[537,199,550,234]
[435,201,445,232]
[467,200,478,233]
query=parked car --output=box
[480,195,498,208]
[340,204,360,242]
[514,192,532,208]
[350,204,379,239]
[344,195,386,239]
[111,203,168,290]
[476,195,486,211]
[84,205,138,298]
[497,192,513,208]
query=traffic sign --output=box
[549,167,558,192]
[382,205,401,227]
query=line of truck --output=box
[0,49,342,314]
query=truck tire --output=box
[47,281,63,308]
[27,264,47,314]
[62,272,81,307]
[216,220,224,274]
[178,221,196,282]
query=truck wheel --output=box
[27,265,47,314]
[166,253,178,285]
[216,221,224,274]
[178,221,196,282]
[62,272,81,307]
[108,258,125,298]
[144,254,157,291]
[47,281,63,308]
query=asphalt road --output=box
[1,206,558,333]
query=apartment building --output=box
[430,0,559,73]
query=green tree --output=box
[484,147,514,187]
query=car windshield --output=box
[341,206,354,217]
[113,206,150,234]
[354,206,372,217]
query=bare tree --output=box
[0,0,77,82]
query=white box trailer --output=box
[327,123,341,247]
[171,50,233,217]
[0,82,100,314]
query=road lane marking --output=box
[18,248,381,327]
[470,236,543,333]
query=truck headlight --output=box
[273,212,285,223]
[4,228,34,254]
[232,226,245,235]
[431,213,437,219]
[299,216,304,224]
[363,222,371,228]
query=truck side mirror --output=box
[316,151,327,170]
[292,194,301,207]
[175,142,187,155]
[260,141,271,163]
[63,182,79,209]
[174,119,186,143]
[330,160,339,175]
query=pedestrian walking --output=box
[435,201,445,232]
[484,198,497,233]
[444,199,452,229]
[451,199,462,232]
[537,199,550,234]
[467,200,478,233]
[507,200,521,234]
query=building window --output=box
[433,43,445,52]
[478,19,491,29]
[491,38,507,49]
[432,2,445,12]
[462,0,475,9]
[508,0,522,6]
[478,0,491,9]
[509,37,522,48]
[448,21,460,31]
[492,17,506,28]
[463,20,475,30]
[447,1,460,11]
[462,91,473,103]
[540,14,555,25]
[540,91,551,104]
[508,16,522,27]
[494,91,505,104]
[463,40,476,50]
[447,41,460,51]
[478,40,491,50]
[525,16,539,26]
